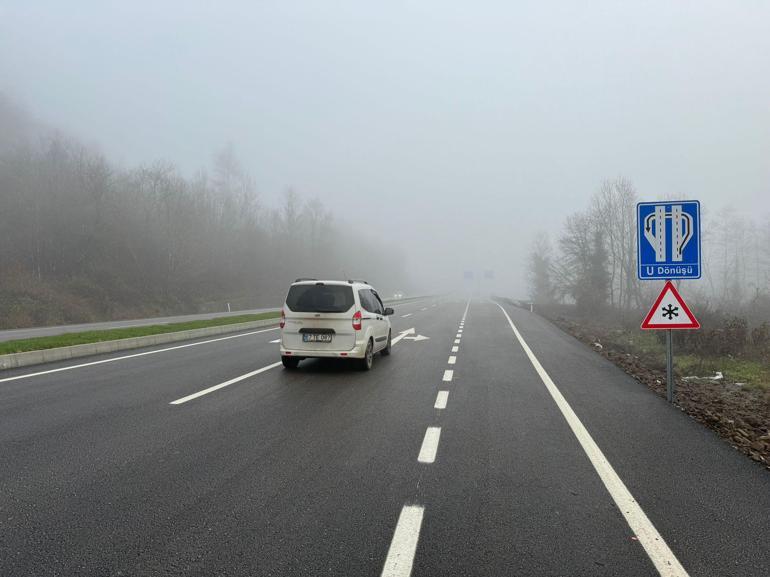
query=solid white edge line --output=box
[434,390,449,409]
[442,369,453,382]
[448,355,456,365]
[495,303,689,577]
[0,326,280,384]
[170,361,282,404]
[381,505,424,577]
[417,426,441,463]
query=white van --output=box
[279,279,394,370]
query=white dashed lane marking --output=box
[382,300,469,577]
[417,427,441,463]
[381,505,424,577]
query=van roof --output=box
[291,279,373,288]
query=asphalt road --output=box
[1,298,768,577]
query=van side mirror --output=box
[384,307,394,316]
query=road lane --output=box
[0,298,460,577]
[0,297,448,448]
[410,301,656,576]
[0,326,282,384]
[497,303,687,576]
[0,296,441,384]
[497,300,770,576]
[2,296,768,577]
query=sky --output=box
[1,0,769,296]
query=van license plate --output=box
[303,333,332,343]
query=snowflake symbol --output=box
[661,304,679,320]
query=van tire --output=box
[282,356,300,369]
[359,340,374,371]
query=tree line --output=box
[528,177,770,321]
[0,95,408,328]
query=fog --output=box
[2,1,769,307]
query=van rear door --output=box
[282,283,357,351]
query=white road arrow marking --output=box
[392,328,429,344]
[391,328,414,345]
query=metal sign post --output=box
[641,280,700,402]
[666,329,674,403]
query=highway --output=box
[1,298,768,576]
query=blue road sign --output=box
[637,200,701,280]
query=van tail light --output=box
[352,310,362,331]
[279,309,286,329]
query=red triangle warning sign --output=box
[641,281,700,330]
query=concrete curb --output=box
[0,318,279,371]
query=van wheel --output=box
[381,331,392,356]
[282,356,300,369]
[359,340,374,370]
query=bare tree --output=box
[528,232,555,305]
[0,104,408,327]
[590,177,638,312]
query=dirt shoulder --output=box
[537,307,770,471]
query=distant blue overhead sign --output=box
[637,200,701,280]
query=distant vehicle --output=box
[393,291,404,299]
[279,279,394,370]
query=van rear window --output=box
[285,284,355,313]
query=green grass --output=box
[614,330,666,357]
[600,327,769,391]
[675,354,770,391]
[0,312,280,355]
